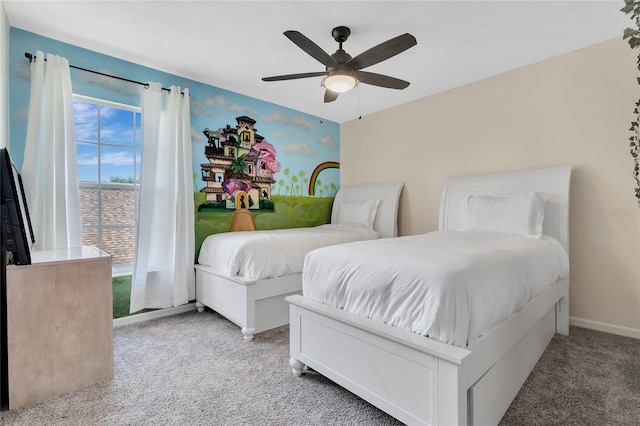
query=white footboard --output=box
[288,296,469,424]
[287,279,568,425]
[195,264,301,340]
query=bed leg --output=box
[289,357,305,377]
[241,327,255,341]
[195,302,205,313]
[556,296,569,336]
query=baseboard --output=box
[113,303,197,327]
[111,308,640,338]
[570,316,640,339]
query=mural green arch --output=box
[308,161,340,196]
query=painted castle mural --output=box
[197,117,342,214]
[199,116,280,211]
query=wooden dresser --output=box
[5,246,113,409]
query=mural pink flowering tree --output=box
[221,177,252,200]
[251,141,281,177]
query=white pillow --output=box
[458,191,551,237]
[334,199,380,228]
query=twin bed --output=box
[194,182,404,340]
[195,166,571,425]
[287,166,571,426]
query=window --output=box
[73,95,141,275]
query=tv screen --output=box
[0,148,34,265]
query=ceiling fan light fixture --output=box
[321,73,358,93]
[262,27,416,102]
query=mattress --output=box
[302,230,569,346]
[198,224,380,281]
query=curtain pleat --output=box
[21,50,82,250]
[130,83,194,312]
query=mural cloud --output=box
[264,110,315,130]
[319,136,338,149]
[191,93,257,118]
[191,127,206,144]
[284,141,315,157]
[75,70,141,96]
[15,63,31,82]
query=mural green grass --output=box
[112,275,155,319]
[194,194,334,260]
[112,275,131,319]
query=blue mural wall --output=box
[8,28,340,255]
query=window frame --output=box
[72,94,141,276]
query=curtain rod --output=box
[24,52,181,94]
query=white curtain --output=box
[130,82,194,313]
[22,50,82,250]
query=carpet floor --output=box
[0,310,638,425]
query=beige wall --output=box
[341,38,640,335]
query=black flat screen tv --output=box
[0,148,34,265]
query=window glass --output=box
[76,142,99,183]
[73,95,141,271]
[79,186,100,227]
[100,145,137,184]
[101,187,137,226]
[73,102,98,142]
[101,106,134,147]
[135,112,142,148]
[101,227,136,265]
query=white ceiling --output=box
[3,1,630,123]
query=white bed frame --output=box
[287,166,571,426]
[194,182,404,341]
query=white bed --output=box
[287,166,571,425]
[194,182,403,340]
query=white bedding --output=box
[198,224,380,281]
[302,230,569,346]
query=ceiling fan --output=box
[262,26,417,103]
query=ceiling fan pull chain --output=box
[359,85,362,120]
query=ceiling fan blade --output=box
[284,30,338,68]
[355,71,410,90]
[347,33,417,70]
[324,89,339,103]
[262,71,327,82]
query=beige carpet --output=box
[500,325,640,425]
[0,310,638,425]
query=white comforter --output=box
[302,230,569,346]
[198,224,380,281]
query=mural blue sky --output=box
[8,28,340,194]
[188,86,340,195]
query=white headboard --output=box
[439,166,571,253]
[332,182,404,238]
